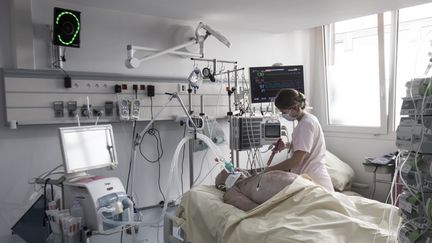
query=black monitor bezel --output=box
[249,65,304,103]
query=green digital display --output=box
[53,7,81,48]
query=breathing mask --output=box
[281,113,296,121]
[225,172,242,189]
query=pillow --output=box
[324,150,355,191]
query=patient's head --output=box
[215,169,248,191]
[215,170,230,190]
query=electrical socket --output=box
[118,98,130,121]
[178,83,187,94]
[130,99,141,120]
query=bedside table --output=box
[363,161,395,199]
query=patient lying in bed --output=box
[215,170,300,211]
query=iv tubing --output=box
[131,133,227,227]
[97,199,140,227]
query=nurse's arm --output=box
[265,150,307,172]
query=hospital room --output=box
[3,0,432,242]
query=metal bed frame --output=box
[163,210,189,243]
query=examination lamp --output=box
[198,22,231,48]
[126,22,231,69]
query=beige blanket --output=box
[175,176,400,243]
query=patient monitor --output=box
[230,116,280,151]
[59,125,132,233]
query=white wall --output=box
[0,0,315,242]
[325,136,395,201]
[0,0,12,68]
[31,0,313,77]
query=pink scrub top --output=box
[290,112,334,192]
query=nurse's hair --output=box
[274,88,306,110]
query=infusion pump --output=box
[397,77,432,243]
[261,120,281,145]
[230,116,280,151]
[396,116,432,154]
[400,96,432,116]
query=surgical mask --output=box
[281,113,296,121]
[225,172,242,189]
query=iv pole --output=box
[186,58,243,186]
[127,93,197,202]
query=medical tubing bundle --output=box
[129,133,228,227]
[193,77,224,185]
[170,133,229,198]
[194,164,220,187]
[127,96,174,209]
[97,198,139,227]
[381,152,402,243]
[392,45,432,241]
[380,152,403,243]
[400,76,430,206]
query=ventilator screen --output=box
[59,125,118,174]
[53,7,81,48]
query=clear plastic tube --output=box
[97,206,140,228]
[131,133,227,227]
[189,79,224,186]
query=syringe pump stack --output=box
[396,77,432,243]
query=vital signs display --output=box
[249,65,304,103]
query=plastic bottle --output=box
[70,200,85,226]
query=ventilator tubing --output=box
[97,198,141,228]
[132,133,227,226]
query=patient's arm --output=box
[223,185,259,211]
[240,171,297,204]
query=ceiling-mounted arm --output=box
[126,39,202,68]
[125,22,230,69]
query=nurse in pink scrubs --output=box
[266,88,334,192]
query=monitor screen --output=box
[59,125,118,174]
[264,124,281,138]
[249,65,304,103]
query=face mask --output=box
[281,113,296,121]
[225,172,242,189]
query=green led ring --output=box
[56,11,80,46]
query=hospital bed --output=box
[164,151,399,243]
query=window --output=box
[323,3,432,135]
[323,14,390,134]
[395,3,432,128]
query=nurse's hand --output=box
[272,139,289,152]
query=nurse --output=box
[265,88,334,192]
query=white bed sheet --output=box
[175,176,400,243]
